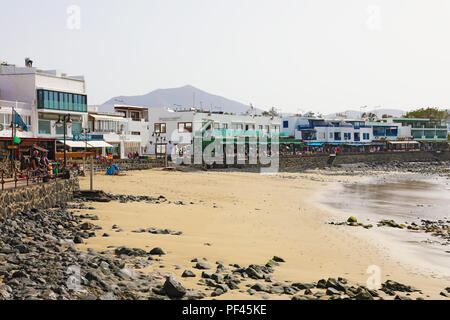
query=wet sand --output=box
[76,169,449,300]
[319,173,450,280]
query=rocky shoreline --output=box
[1,190,449,301]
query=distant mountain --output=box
[100,85,259,115]
[325,108,405,119]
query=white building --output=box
[0,58,89,159]
[87,105,150,158]
[147,107,282,158]
[282,116,373,145]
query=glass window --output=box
[63,93,68,110]
[53,91,59,109]
[59,92,64,110]
[44,91,49,109]
[38,120,51,134]
[73,94,78,111]
[0,114,4,124]
[37,90,44,108]
[131,111,140,121]
[5,114,11,126]
[72,122,82,134]
[155,123,166,133]
[49,91,54,109]
[68,94,73,111]
[82,96,86,112]
[56,124,65,135]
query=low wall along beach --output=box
[0,171,80,222]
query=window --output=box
[64,93,69,110]
[363,133,370,140]
[178,122,193,133]
[0,113,12,126]
[283,121,289,129]
[73,94,79,112]
[38,120,51,134]
[72,122,82,134]
[68,94,73,111]
[96,120,119,133]
[82,96,87,112]
[156,144,167,154]
[37,89,87,112]
[56,124,66,135]
[131,111,141,121]
[329,132,333,139]
[221,123,228,129]
[154,123,166,133]
[59,92,64,110]
[131,132,141,136]
[43,91,49,109]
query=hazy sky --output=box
[1,0,450,114]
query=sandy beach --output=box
[76,168,449,300]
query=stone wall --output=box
[0,171,80,222]
[69,158,166,172]
[280,151,450,170]
[178,151,450,171]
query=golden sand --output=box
[76,169,449,300]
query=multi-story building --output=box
[87,105,150,158]
[367,120,411,141]
[282,116,373,146]
[147,107,282,158]
[391,118,447,142]
[0,58,88,159]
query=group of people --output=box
[30,150,53,177]
[96,153,114,161]
[127,152,140,159]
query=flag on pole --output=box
[14,110,28,132]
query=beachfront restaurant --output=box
[386,140,420,152]
[304,142,376,153]
[56,139,113,157]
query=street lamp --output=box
[56,114,72,169]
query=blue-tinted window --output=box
[37,90,87,112]
[64,93,69,110]
[283,121,289,129]
[56,124,65,135]
[82,96,86,112]
[38,120,51,134]
[74,94,78,112]
[60,93,64,109]
[44,91,49,109]
[68,94,73,111]
[72,122,82,134]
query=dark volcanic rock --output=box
[149,247,165,255]
[182,270,196,278]
[195,262,212,270]
[164,277,186,299]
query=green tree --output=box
[262,107,279,117]
[404,107,449,120]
